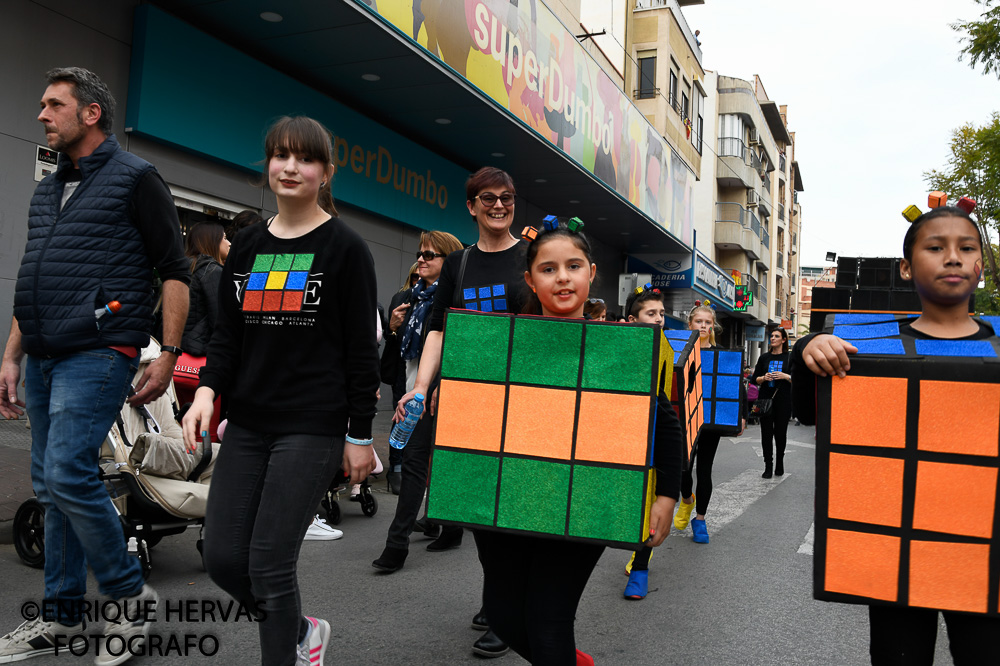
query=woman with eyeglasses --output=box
[374,166,525,659]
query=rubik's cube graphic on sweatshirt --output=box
[243,253,314,312]
[463,284,507,313]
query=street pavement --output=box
[0,415,957,665]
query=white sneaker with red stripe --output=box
[295,617,330,666]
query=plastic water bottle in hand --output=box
[389,393,425,449]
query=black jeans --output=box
[203,423,343,666]
[869,605,1000,665]
[474,530,604,665]
[760,398,791,465]
[680,431,722,515]
[385,403,436,549]
[388,370,407,472]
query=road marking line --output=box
[798,522,814,555]
[672,469,789,538]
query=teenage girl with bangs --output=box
[476,221,683,665]
[792,205,1000,664]
[182,116,378,666]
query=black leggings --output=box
[203,424,343,666]
[680,431,722,515]
[759,398,791,464]
[474,530,604,665]
[869,605,1000,665]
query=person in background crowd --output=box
[752,327,792,478]
[181,222,229,357]
[225,209,263,244]
[583,297,606,320]
[183,115,377,666]
[382,261,420,494]
[0,66,189,664]
[375,166,524,658]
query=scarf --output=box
[400,278,438,361]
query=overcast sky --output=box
[580,0,999,268]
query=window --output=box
[682,80,691,120]
[668,60,679,112]
[637,51,656,100]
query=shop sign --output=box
[694,251,736,308]
[747,325,765,342]
[626,253,693,290]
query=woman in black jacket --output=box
[751,327,792,478]
[182,222,229,356]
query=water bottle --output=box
[95,300,121,329]
[389,393,425,449]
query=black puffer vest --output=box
[14,134,157,356]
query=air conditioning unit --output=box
[747,189,759,207]
[748,128,760,145]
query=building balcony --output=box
[717,138,756,189]
[714,202,763,260]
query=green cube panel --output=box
[291,254,314,270]
[441,312,511,382]
[427,449,499,526]
[568,465,645,543]
[271,253,295,270]
[251,254,274,272]
[509,318,582,388]
[497,458,570,535]
[582,324,654,393]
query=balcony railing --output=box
[761,226,770,249]
[775,300,783,318]
[634,86,659,100]
[760,285,768,306]
[716,201,746,225]
[718,137,746,160]
[762,171,771,192]
[748,150,762,172]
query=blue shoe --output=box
[624,569,648,599]
[691,518,709,544]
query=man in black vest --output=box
[0,68,189,664]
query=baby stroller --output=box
[319,450,383,525]
[13,341,217,579]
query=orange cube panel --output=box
[910,541,989,613]
[825,529,900,601]
[435,380,506,453]
[918,381,1000,457]
[913,461,997,538]
[828,453,904,527]
[830,376,908,448]
[575,392,651,466]
[503,385,576,460]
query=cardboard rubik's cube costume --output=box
[813,313,1000,616]
[699,348,745,436]
[661,330,703,466]
[427,311,672,548]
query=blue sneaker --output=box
[691,518,709,544]
[624,569,649,599]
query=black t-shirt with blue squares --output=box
[429,240,528,332]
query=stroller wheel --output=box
[360,489,378,517]
[13,498,45,569]
[135,539,152,580]
[324,500,342,526]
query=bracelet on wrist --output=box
[346,435,374,446]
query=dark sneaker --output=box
[0,618,85,662]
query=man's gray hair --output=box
[45,67,116,135]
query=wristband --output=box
[346,435,374,446]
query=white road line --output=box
[787,441,815,449]
[797,523,814,555]
[672,468,790,538]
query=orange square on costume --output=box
[913,461,997,538]
[262,291,283,311]
[575,392,650,465]
[503,385,576,460]
[910,541,989,613]
[243,290,263,311]
[435,380,506,453]
[828,453,904,527]
[281,291,303,311]
[918,381,1000,457]
[830,376,907,448]
[825,529,900,601]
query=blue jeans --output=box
[26,349,142,624]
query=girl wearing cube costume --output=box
[474,219,684,665]
[792,204,1000,664]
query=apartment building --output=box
[798,266,837,338]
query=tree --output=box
[953,0,1000,79]
[924,114,1000,313]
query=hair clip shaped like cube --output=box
[521,226,538,242]
[928,191,948,208]
[542,215,559,232]
[567,217,585,233]
[902,205,922,223]
[957,196,977,215]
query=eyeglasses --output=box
[415,250,446,261]
[475,192,516,207]
[588,298,605,305]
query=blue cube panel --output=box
[915,340,997,357]
[849,339,906,355]
[715,375,741,400]
[717,351,742,375]
[832,322,901,340]
[713,401,740,426]
[701,350,715,375]
[832,313,899,325]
